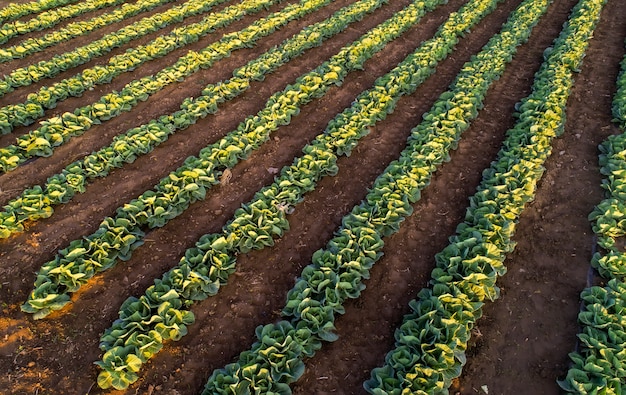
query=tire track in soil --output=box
[455,0,626,394]
[0,0,465,393]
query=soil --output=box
[0,0,625,394]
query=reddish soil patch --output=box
[0,0,625,394]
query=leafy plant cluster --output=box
[0,0,176,62]
[0,0,80,25]
[558,40,626,395]
[560,279,626,394]
[0,0,386,240]
[0,0,236,132]
[363,0,607,393]
[0,0,124,45]
[590,135,626,280]
[90,0,497,387]
[20,0,403,320]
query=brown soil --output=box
[0,0,625,394]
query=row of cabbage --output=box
[0,0,236,119]
[20,0,451,318]
[0,0,253,99]
[0,0,177,62]
[91,0,503,389]
[0,0,339,167]
[362,0,607,393]
[558,39,626,395]
[0,0,397,244]
[193,0,555,392]
[0,0,80,25]
[0,0,125,45]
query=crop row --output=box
[0,0,238,114]
[89,0,505,388]
[364,0,607,393]
[0,0,389,240]
[0,0,126,45]
[558,42,626,395]
[0,0,80,25]
[0,0,233,99]
[21,0,442,318]
[0,0,328,166]
[195,0,554,392]
[0,0,177,62]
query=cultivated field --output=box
[0,0,625,393]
